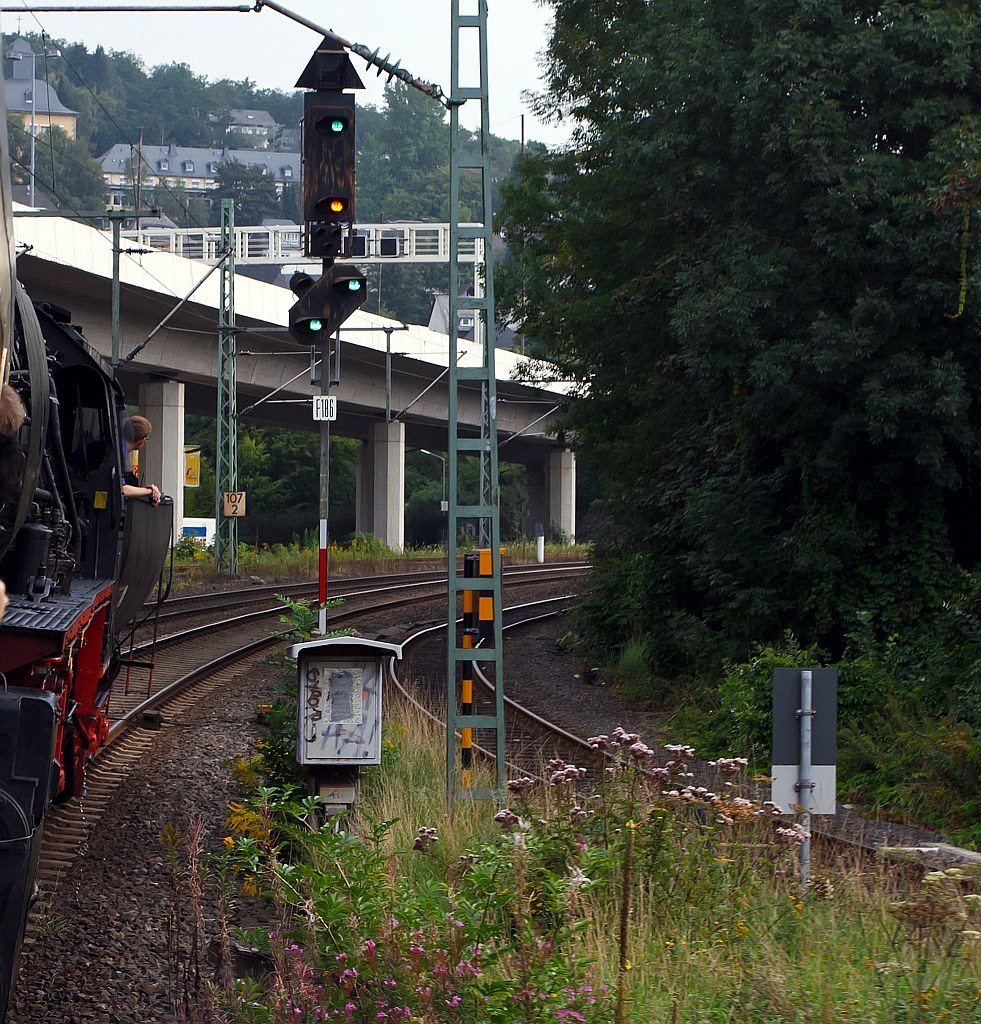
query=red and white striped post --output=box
[319,516,328,635]
[318,338,331,636]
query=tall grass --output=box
[176,694,981,1023]
[171,535,586,588]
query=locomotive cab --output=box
[0,288,174,1022]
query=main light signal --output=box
[288,265,367,344]
[298,41,363,260]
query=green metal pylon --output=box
[215,198,238,576]
[446,0,506,813]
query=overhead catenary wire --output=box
[119,247,230,363]
[12,0,451,105]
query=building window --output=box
[283,166,293,178]
[159,159,169,171]
[184,160,194,173]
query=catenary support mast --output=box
[445,0,506,813]
[215,198,238,575]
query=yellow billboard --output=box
[184,445,201,488]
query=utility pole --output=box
[215,198,238,576]
[111,215,120,365]
[29,50,36,208]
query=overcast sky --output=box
[1,0,572,148]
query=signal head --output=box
[332,273,366,296]
[315,196,349,217]
[289,271,316,298]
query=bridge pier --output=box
[523,448,576,544]
[138,381,184,535]
[355,421,405,551]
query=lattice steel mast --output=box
[445,0,506,812]
[215,198,238,575]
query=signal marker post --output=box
[290,37,368,634]
[772,668,838,894]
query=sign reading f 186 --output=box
[313,395,337,421]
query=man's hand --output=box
[0,578,7,626]
[149,484,161,506]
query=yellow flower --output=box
[223,836,235,849]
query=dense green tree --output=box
[7,116,106,212]
[212,159,282,224]
[498,0,981,673]
[3,33,304,157]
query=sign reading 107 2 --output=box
[313,396,337,422]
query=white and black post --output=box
[798,669,814,893]
[771,667,838,898]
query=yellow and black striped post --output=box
[460,552,478,786]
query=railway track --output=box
[393,605,981,868]
[138,559,589,625]
[110,562,588,722]
[30,563,977,952]
[28,565,590,926]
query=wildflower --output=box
[612,726,640,744]
[629,741,655,760]
[776,823,811,845]
[587,734,610,749]
[567,866,591,893]
[222,836,235,849]
[663,743,695,760]
[758,801,784,818]
[507,776,536,792]
[548,759,587,786]
[493,808,519,829]
[708,757,749,775]
[413,826,439,851]
[568,805,594,822]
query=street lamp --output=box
[418,449,447,511]
[6,44,62,207]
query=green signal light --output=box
[348,279,362,292]
[331,119,344,132]
[309,318,323,332]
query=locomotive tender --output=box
[0,100,171,1019]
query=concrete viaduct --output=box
[13,210,577,549]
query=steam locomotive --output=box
[0,106,172,1018]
